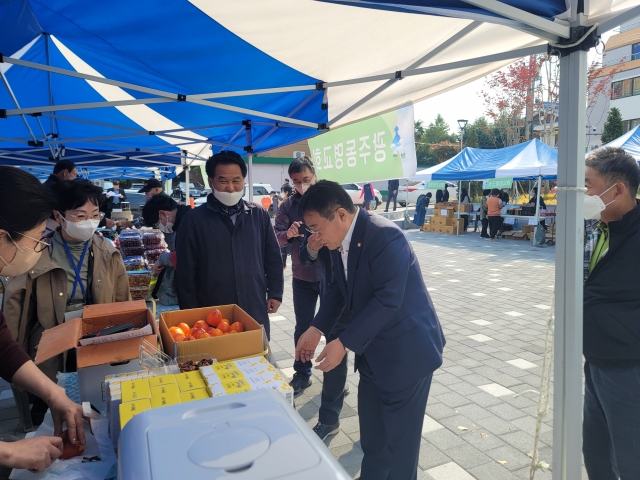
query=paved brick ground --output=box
[271,228,588,479]
[0,226,590,479]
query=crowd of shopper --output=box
[0,146,637,479]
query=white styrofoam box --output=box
[118,390,350,480]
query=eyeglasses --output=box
[306,209,338,235]
[11,233,51,253]
[64,212,105,222]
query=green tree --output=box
[463,126,479,148]
[424,114,456,144]
[601,107,624,144]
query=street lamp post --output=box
[457,119,468,152]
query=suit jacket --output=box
[312,209,445,391]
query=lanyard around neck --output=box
[62,238,89,303]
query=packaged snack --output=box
[129,286,150,301]
[118,231,143,248]
[127,270,152,287]
[122,245,146,257]
[144,248,167,263]
[142,231,164,246]
[123,256,147,271]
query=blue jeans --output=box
[583,361,640,479]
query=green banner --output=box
[426,180,447,189]
[483,178,513,189]
[308,105,417,183]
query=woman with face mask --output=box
[0,167,85,474]
[4,180,130,394]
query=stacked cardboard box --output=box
[425,206,464,235]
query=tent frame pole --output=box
[597,5,640,35]
[535,174,542,233]
[323,45,548,89]
[245,122,253,203]
[328,21,482,127]
[459,0,570,39]
[553,31,588,480]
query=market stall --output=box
[3,1,640,478]
[411,139,557,240]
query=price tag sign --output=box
[528,218,538,225]
[441,209,448,216]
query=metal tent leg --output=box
[553,46,587,480]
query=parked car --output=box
[194,183,274,207]
[341,183,382,210]
[397,181,458,207]
[173,181,208,199]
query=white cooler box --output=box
[118,389,350,480]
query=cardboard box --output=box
[431,216,447,226]
[35,300,159,410]
[434,208,455,218]
[421,223,431,232]
[160,305,266,361]
[522,225,535,234]
[441,226,456,235]
[458,203,473,213]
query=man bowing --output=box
[295,180,445,480]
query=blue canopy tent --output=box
[412,138,557,180]
[591,124,640,161]
[4,1,640,478]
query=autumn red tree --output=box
[481,56,541,147]
[483,54,619,149]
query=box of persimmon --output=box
[160,305,266,361]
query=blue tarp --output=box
[0,0,326,177]
[412,138,558,181]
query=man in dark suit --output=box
[385,179,399,212]
[296,180,445,480]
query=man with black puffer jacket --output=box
[582,147,640,480]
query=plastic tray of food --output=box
[176,353,217,372]
[119,237,143,248]
[127,270,152,287]
[123,256,147,271]
[129,286,150,301]
[142,230,164,246]
[144,248,167,263]
[122,245,146,257]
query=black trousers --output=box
[488,216,502,239]
[358,355,432,480]
[480,217,489,237]
[385,193,397,211]
[292,278,349,425]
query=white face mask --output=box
[158,222,174,234]
[584,184,616,221]
[0,237,42,277]
[61,217,100,242]
[214,188,244,207]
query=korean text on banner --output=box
[427,180,447,189]
[483,178,513,189]
[308,105,417,183]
